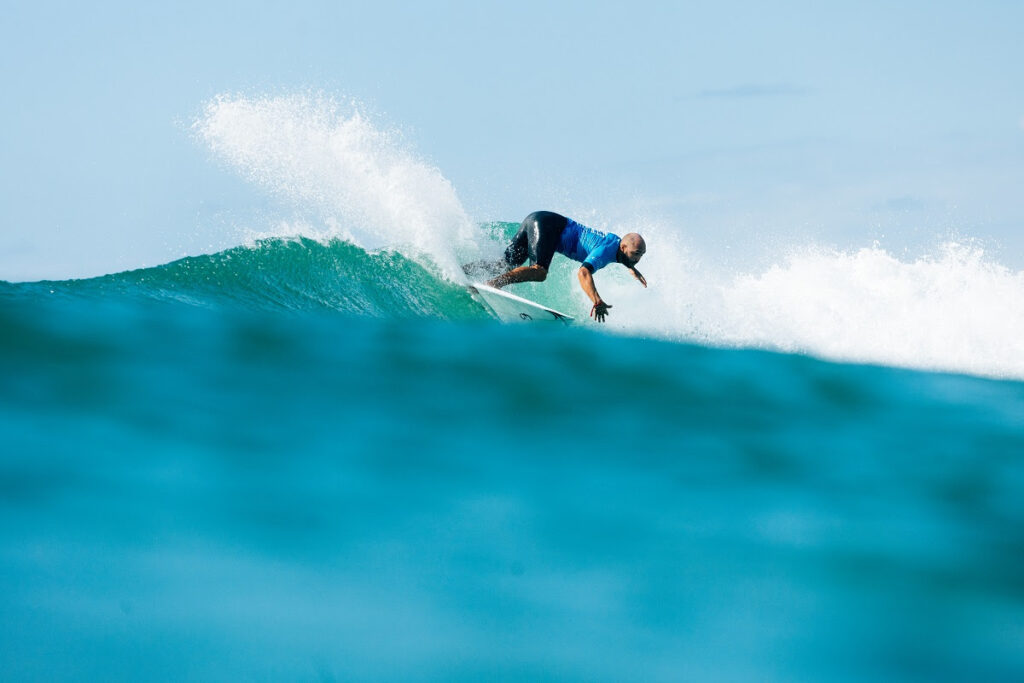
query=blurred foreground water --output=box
[2,282,1023,682]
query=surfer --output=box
[463,211,646,323]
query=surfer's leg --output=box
[486,264,547,288]
[502,223,530,268]
[486,212,566,288]
[504,211,565,269]
[527,212,566,271]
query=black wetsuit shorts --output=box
[503,211,567,271]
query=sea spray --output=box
[194,93,479,277]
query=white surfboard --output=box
[467,283,573,324]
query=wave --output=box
[11,231,1019,381]
[6,229,1023,380]
[12,237,484,320]
[9,91,1021,382]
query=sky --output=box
[2,0,1023,280]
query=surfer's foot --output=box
[462,259,506,280]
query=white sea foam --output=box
[601,231,1024,380]
[194,93,476,276]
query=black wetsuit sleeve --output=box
[580,262,595,274]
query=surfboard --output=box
[467,283,573,325]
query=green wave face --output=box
[16,237,487,320]
[5,223,593,322]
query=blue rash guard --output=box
[558,218,621,273]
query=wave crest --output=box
[194,93,477,277]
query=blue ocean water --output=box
[2,237,1023,682]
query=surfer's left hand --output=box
[630,268,647,288]
[591,300,612,323]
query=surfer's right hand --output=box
[630,268,647,288]
[591,301,612,323]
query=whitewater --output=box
[187,93,1024,381]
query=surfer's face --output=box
[622,243,645,266]
[619,233,647,267]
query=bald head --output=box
[619,233,646,266]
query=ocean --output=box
[2,94,1023,681]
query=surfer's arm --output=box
[629,267,647,287]
[577,266,602,304]
[578,265,611,322]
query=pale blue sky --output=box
[2,1,1023,279]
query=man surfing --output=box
[464,211,647,323]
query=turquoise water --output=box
[2,237,1023,681]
